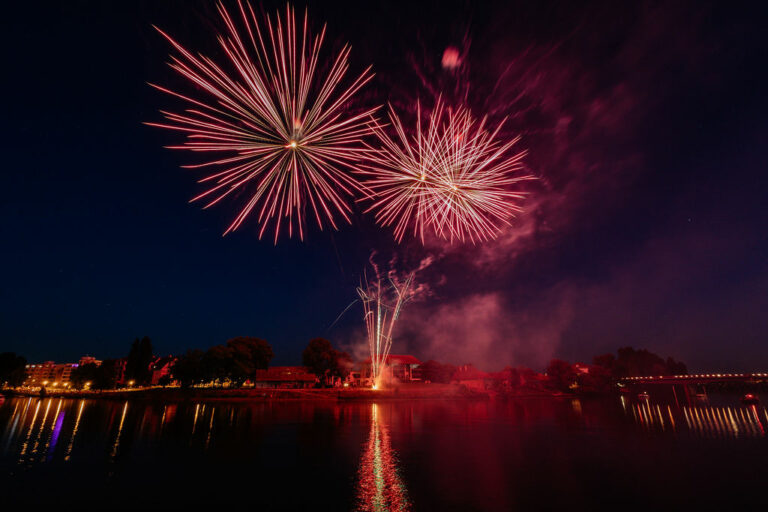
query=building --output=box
[24,361,79,387]
[452,364,491,391]
[573,363,591,375]
[150,356,177,385]
[114,358,128,385]
[251,366,317,388]
[78,356,102,366]
[361,355,423,385]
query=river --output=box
[1,393,767,509]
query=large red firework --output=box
[361,99,532,244]
[147,2,376,242]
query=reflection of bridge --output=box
[621,397,767,438]
[620,373,768,408]
[620,373,768,385]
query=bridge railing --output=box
[620,373,768,382]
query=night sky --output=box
[1,1,766,371]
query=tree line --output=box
[2,342,686,394]
[71,336,353,389]
[546,346,688,393]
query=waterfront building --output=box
[361,355,423,385]
[114,358,128,385]
[452,364,490,390]
[79,355,102,366]
[251,366,317,388]
[150,356,177,385]
[24,361,79,387]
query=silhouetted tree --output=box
[302,338,351,386]
[172,349,205,388]
[70,363,100,389]
[578,365,613,393]
[198,337,274,387]
[546,359,577,392]
[592,353,616,371]
[232,337,274,385]
[92,359,118,389]
[612,347,687,377]
[171,338,273,387]
[202,345,236,385]
[0,352,27,387]
[125,336,154,385]
[665,356,688,375]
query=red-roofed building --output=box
[452,364,490,390]
[362,354,423,384]
[251,366,317,388]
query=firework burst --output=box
[361,99,532,244]
[147,1,376,242]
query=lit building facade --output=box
[24,361,79,387]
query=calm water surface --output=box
[1,394,767,510]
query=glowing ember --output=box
[148,1,376,242]
[441,46,462,70]
[361,99,533,244]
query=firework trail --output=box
[147,1,376,242]
[357,257,415,386]
[361,98,532,244]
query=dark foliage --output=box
[71,360,118,390]
[0,352,27,387]
[593,347,688,377]
[172,349,205,388]
[546,359,577,392]
[125,336,154,385]
[171,337,274,387]
[302,338,352,386]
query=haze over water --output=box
[1,395,767,509]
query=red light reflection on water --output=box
[356,403,411,512]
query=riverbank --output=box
[3,384,564,402]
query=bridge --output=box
[619,372,768,408]
[620,373,768,385]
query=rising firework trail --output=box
[357,266,414,387]
[147,1,376,242]
[361,99,532,244]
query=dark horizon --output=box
[1,0,767,372]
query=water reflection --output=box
[2,396,768,508]
[623,397,767,438]
[356,403,410,512]
[64,400,85,460]
[110,401,128,459]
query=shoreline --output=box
[3,386,568,403]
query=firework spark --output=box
[357,264,415,386]
[361,99,532,244]
[147,1,376,242]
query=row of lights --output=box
[624,373,768,381]
[30,379,137,389]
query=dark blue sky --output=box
[1,1,766,371]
